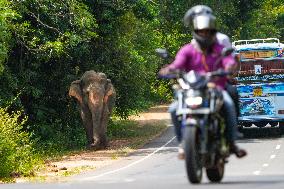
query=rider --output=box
[184,5,240,118]
[183,5,232,48]
[159,12,247,159]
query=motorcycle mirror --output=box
[155,48,170,59]
[221,47,234,57]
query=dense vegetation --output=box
[0,107,41,179]
[0,0,283,178]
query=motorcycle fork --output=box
[183,115,208,155]
[199,116,209,155]
[180,92,189,136]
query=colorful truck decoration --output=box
[233,38,284,127]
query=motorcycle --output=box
[156,48,234,184]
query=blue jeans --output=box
[169,90,238,143]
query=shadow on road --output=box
[186,175,284,188]
[220,180,284,185]
[238,127,284,140]
[205,175,284,185]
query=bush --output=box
[0,107,41,179]
[34,120,87,157]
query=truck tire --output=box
[279,122,284,134]
[269,122,278,127]
[242,122,251,127]
[255,122,267,128]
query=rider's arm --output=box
[216,32,232,48]
[221,55,238,81]
[159,44,192,75]
[222,55,238,72]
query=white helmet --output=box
[192,14,217,49]
[184,5,213,27]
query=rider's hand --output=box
[227,78,238,85]
[225,64,237,72]
[158,67,170,76]
[225,64,237,79]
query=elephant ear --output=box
[98,72,107,80]
[104,80,116,111]
[69,80,83,105]
[105,79,115,97]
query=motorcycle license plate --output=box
[253,87,262,97]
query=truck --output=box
[232,38,284,128]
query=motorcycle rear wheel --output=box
[206,158,225,182]
[184,126,203,184]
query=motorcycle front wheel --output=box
[184,126,202,184]
[206,158,225,182]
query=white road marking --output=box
[124,178,135,182]
[81,136,176,181]
[262,163,269,167]
[270,154,276,159]
[253,141,282,176]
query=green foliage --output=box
[33,120,87,157]
[88,1,165,117]
[0,107,41,178]
[150,80,173,103]
[242,0,284,40]
[0,0,17,74]
[3,0,98,137]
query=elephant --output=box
[69,70,116,149]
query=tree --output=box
[247,0,283,40]
[2,0,98,146]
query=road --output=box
[2,126,284,189]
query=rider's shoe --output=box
[237,131,244,139]
[178,144,185,160]
[229,143,247,158]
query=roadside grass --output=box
[58,165,95,177]
[107,119,168,149]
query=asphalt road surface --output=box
[2,126,284,189]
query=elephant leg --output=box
[69,82,94,147]
[98,104,109,148]
[99,90,116,147]
[80,105,94,146]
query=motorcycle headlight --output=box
[185,96,203,106]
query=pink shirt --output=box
[168,41,237,89]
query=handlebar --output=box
[208,70,233,77]
[159,69,232,79]
[158,69,184,79]
[158,74,178,79]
